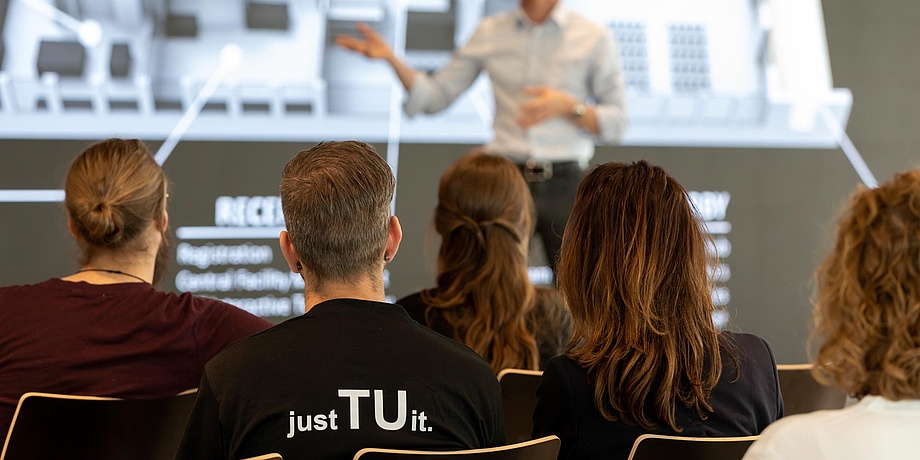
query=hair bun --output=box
[81,200,126,246]
[64,139,167,264]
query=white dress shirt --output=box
[742,396,920,460]
[404,5,627,163]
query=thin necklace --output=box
[76,268,148,284]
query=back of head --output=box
[559,160,720,431]
[65,139,166,264]
[814,169,920,400]
[280,141,395,289]
[423,152,539,372]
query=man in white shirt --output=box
[338,0,627,271]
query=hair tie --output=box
[460,215,487,247]
[440,204,487,246]
[480,219,522,243]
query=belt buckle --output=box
[523,159,554,182]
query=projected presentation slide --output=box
[0,0,850,147]
[0,0,845,326]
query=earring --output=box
[296,262,302,271]
[383,252,390,262]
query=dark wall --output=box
[1,0,917,364]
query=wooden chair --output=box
[777,363,847,416]
[243,454,283,460]
[353,435,560,460]
[1,390,197,460]
[627,434,759,460]
[495,369,542,444]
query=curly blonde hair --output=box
[814,169,920,400]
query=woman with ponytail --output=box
[398,152,570,372]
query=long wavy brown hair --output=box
[813,169,920,400]
[558,161,722,431]
[421,153,540,372]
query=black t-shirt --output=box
[397,287,572,369]
[532,332,784,460]
[176,298,505,460]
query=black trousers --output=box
[519,162,585,275]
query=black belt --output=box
[516,159,582,182]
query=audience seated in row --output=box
[4,139,802,460]
[532,161,784,459]
[398,152,571,372]
[0,139,271,437]
[174,141,505,460]
[743,170,920,460]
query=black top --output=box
[397,288,572,369]
[175,298,505,460]
[532,332,783,460]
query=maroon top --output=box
[0,278,272,436]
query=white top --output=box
[404,4,627,163]
[742,396,920,460]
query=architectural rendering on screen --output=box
[0,0,849,147]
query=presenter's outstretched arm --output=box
[336,23,417,92]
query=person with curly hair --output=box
[744,170,920,460]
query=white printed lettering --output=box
[314,414,327,431]
[338,389,370,430]
[297,415,311,432]
[418,411,430,432]
[287,390,430,438]
[286,410,340,437]
[374,389,407,431]
[329,409,338,430]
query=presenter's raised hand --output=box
[335,23,395,60]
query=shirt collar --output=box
[514,3,569,29]
[305,298,410,319]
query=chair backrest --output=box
[242,454,283,460]
[776,364,848,416]
[495,368,542,444]
[353,435,560,460]
[0,390,198,460]
[627,434,758,460]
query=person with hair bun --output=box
[398,153,571,373]
[532,160,782,459]
[0,139,271,436]
[744,170,920,460]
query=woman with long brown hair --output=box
[532,160,782,459]
[744,170,920,460]
[0,139,271,436]
[398,152,570,372]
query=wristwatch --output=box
[570,102,587,118]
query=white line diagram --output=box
[0,0,871,205]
